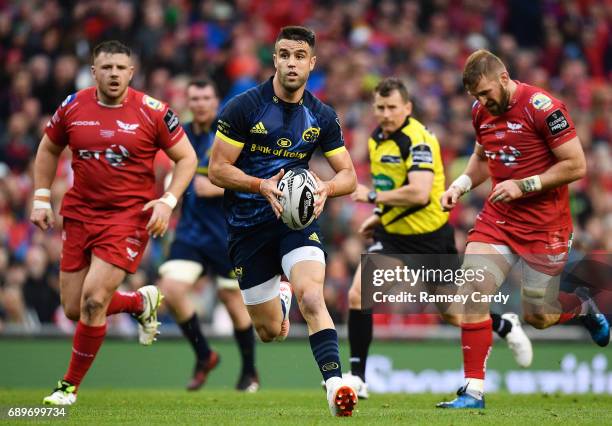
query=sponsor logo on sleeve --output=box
[546,109,569,135]
[164,109,180,133]
[411,144,433,164]
[530,92,553,111]
[143,95,164,111]
[61,94,76,108]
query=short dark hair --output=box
[276,26,315,49]
[374,77,410,102]
[92,40,131,61]
[462,49,506,92]
[187,78,218,96]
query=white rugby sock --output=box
[465,378,485,400]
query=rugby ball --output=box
[278,168,318,230]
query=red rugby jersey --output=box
[45,87,185,227]
[472,82,577,230]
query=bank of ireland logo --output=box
[277,138,292,148]
[302,127,320,143]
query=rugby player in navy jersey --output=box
[209,26,359,416]
[154,80,258,392]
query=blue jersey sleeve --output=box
[318,108,347,158]
[215,96,249,148]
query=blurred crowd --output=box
[0,0,610,333]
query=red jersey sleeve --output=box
[155,105,185,150]
[529,92,577,149]
[45,93,76,147]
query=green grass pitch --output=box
[0,390,610,424]
[2,339,611,424]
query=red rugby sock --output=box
[63,322,107,388]
[462,318,493,380]
[106,291,143,316]
[557,291,582,324]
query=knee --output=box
[61,298,80,321]
[296,286,325,319]
[523,313,549,329]
[254,323,280,343]
[81,294,106,320]
[441,313,461,327]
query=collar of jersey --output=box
[372,116,411,143]
[506,80,524,111]
[93,87,131,108]
[263,76,304,107]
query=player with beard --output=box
[32,40,197,405]
[208,26,359,416]
[437,49,609,409]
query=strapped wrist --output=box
[33,188,51,209]
[517,175,542,193]
[249,177,263,194]
[327,181,336,197]
[160,192,178,209]
[450,174,472,194]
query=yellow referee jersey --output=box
[368,117,448,235]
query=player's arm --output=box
[208,137,284,217]
[441,142,489,211]
[194,170,224,198]
[360,170,433,207]
[30,134,65,230]
[312,149,357,218]
[538,136,586,189]
[144,135,197,237]
[489,136,586,203]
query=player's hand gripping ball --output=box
[277,168,319,230]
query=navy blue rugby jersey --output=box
[175,122,228,248]
[215,77,346,229]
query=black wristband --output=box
[367,190,377,204]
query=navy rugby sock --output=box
[234,326,256,376]
[490,313,512,338]
[348,308,372,381]
[179,313,211,361]
[309,328,342,382]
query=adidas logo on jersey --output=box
[250,122,268,134]
[308,232,320,243]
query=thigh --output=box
[279,221,326,279]
[89,223,149,274]
[60,218,91,272]
[81,254,127,300]
[59,267,89,309]
[159,240,205,284]
[520,259,561,311]
[229,224,282,295]
[245,294,283,326]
